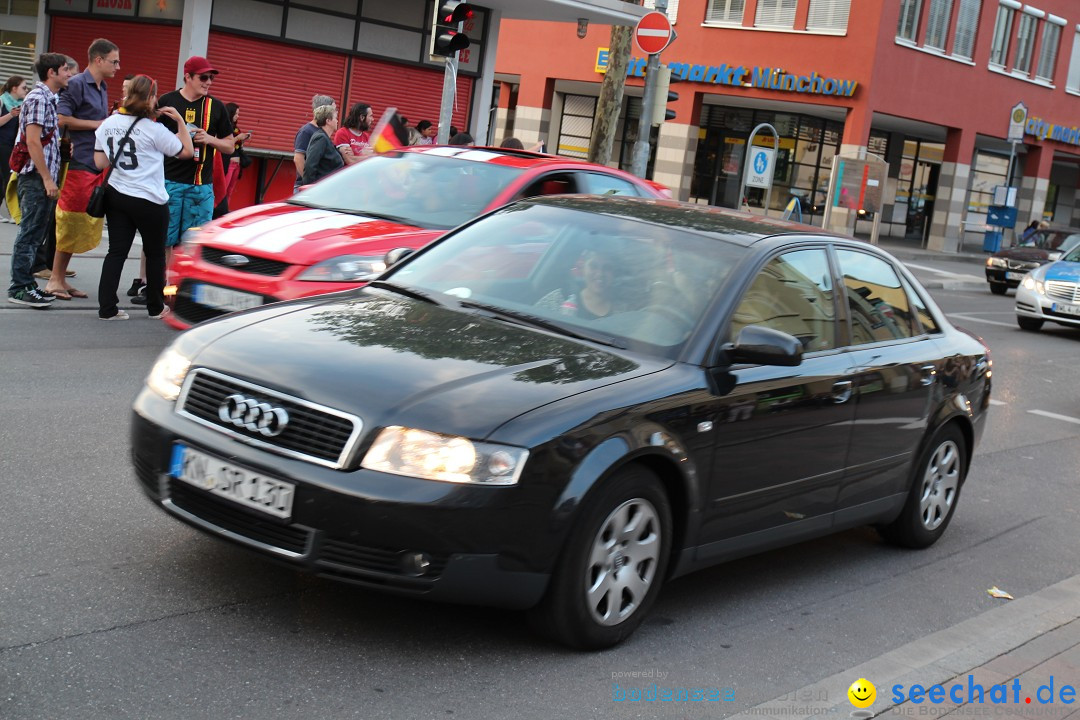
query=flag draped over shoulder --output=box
[370,108,410,154]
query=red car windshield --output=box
[290,152,522,230]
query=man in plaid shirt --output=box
[8,53,71,308]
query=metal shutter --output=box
[345,57,471,137]
[806,0,851,32]
[0,45,34,82]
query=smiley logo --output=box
[848,678,876,708]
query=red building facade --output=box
[493,0,1080,250]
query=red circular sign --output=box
[634,11,673,55]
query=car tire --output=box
[528,464,672,650]
[879,424,966,549]
[989,282,1008,295]
[1017,316,1044,331]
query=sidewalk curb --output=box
[727,574,1080,720]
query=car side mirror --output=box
[724,325,803,367]
[384,247,415,267]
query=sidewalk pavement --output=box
[728,573,1080,720]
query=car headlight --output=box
[297,255,387,282]
[1021,275,1045,295]
[362,426,528,486]
[987,257,1006,268]
[146,347,192,402]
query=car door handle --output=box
[919,364,937,386]
[832,380,853,404]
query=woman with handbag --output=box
[93,74,193,320]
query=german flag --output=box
[371,107,410,153]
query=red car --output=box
[165,146,669,329]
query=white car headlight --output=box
[987,257,1006,268]
[146,347,192,402]
[1021,275,1045,295]
[362,426,528,486]
[297,255,387,282]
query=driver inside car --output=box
[536,249,623,320]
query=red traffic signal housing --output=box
[432,1,474,57]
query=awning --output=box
[486,0,648,25]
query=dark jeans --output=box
[31,197,57,273]
[99,186,168,318]
[8,173,51,294]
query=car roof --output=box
[519,194,836,247]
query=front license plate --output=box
[192,283,263,312]
[170,443,294,519]
[1052,302,1080,316]
[1005,271,1026,281]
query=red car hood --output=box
[196,203,440,266]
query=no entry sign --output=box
[634,11,673,55]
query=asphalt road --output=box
[1,235,1078,719]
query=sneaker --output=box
[99,309,130,321]
[149,306,172,319]
[131,291,148,306]
[127,278,146,297]
[8,287,54,308]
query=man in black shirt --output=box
[156,56,233,258]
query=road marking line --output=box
[949,313,1017,329]
[1027,409,1080,425]
[905,263,984,281]
[989,399,1007,406]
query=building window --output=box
[557,95,596,160]
[1013,11,1038,75]
[897,0,922,41]
[924,0,954,51]
[1035,17,1063,81]
[1067,29,1080,91]
[989,4,1014,66]
[755,0,797,29]
[951,0,981,59]
[642,0,680,24]
[806,0,851,32]
[705,0,745,24]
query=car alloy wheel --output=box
[585,497,662,626]
[528,464,671,649]
[917,439,960,532]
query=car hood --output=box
[190,291,669,440]
[1042,261,1080,282]
[196,203,440,266]
[995,246,1051,263]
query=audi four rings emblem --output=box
[218,394,290,437]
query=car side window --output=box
[520,173,578,199]
[577,172,640,197]
[900,274,941,334]
[836,249,919,344]
[730,249,836,352]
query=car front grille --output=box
[319,537,448,579]
[177,369,363,469]
[1007,259,1040,271]
[201,246,291,276]
[1046,280,1080,303]
[168,479,312,554]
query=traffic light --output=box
[432,1,473,58]
[651,65,678,125]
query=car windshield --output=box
[1058,234,1080,255]
[290,151,522,230]
[1060,242,1080,262]
[1022,230,1073,250]
[384,202,744,359]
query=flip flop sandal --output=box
[67,288,89,298]
[49,289,72,300]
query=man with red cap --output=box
[155,56,233,267]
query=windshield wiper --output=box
[458,300,626,349]
[367,280,440,305]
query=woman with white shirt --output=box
[93,74,194,320]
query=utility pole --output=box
[587,0,638,166]
[630,0,667,179]
[437,57,457,145]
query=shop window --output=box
[1035,17,1064,81]
[557,94,596,160]
[951,0,981,59]
[897,0,922,42]
[705,0,745,25]
[1013,10,1038,75]
[1067,29,1080,92]
[642,0,680,24]
[755,0,797,29]
[989,3,1015,66]
[806,0,850,32]
[868,131,889,161]
[10,0,38,15]
[925,0,953,51]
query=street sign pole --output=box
[630,0,669,179]
[438,55,457,145]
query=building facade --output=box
[493,0,1080,250]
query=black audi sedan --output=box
[985,226,1080,294]
[132,196,992,649]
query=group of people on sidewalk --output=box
[6,39,244,319]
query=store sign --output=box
[1025,115,1080,146]
[595,49,858,98]
[744,147,776,189]
[93,0,136,16]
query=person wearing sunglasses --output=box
[155,56,234,265]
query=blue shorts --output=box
[165,180,214,247]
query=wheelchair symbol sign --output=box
[745,147,775,189]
